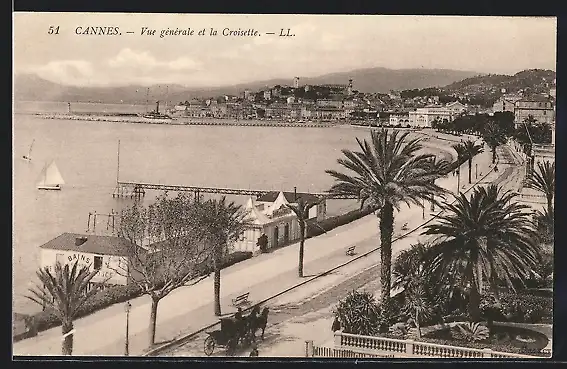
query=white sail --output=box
[37,161,65,187]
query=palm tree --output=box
[392,244,435,339]
[525,160,555,215]
[199,196,247,316]
[534,207,554,244]
[285,195,320,278]
[392,243,429,292]
[424,156,453,211]
[482,122,506,164]
[423,185,540,322]
[461,140,484,184]
[326,129,447,303]
[452,143,466,169]
[404,283,434,339]
[26,261,99,355]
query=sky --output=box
[13,13,557,88]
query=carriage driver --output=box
[235,307,243,322]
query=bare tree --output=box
[115,192,211,347]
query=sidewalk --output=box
[13,140,500,357]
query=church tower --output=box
[293,77,300,88]
[347,78,353,95]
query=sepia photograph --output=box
[12,13,556,359]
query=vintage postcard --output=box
[13,13,556,359]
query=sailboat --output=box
[21,139,35,162]
[37,161,65,191]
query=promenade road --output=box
[13,139,502,357]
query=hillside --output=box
[14,67,480,104]
[400,69,556,107]
[442,69,556,104]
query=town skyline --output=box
[14,14,556,88]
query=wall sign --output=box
[67,253,91,264]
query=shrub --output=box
[334,290,381,336]
[222,251,253,268]
[451,322,490,342]
[480,292,552,324]
[377,296,406,332]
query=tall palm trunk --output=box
[491,147,497,164]
[148,296,159,346]
[466,263,481,322]
[415,308,421,339]
[547,196,553,215]
[468,158,473,184]
[379,202,394,304]
[298,220,306,277]
[61,321,74,355]
[214,250,222,316]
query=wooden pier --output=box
[112,181,356,200]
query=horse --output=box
[249,307,269,340]
[242,305,260,341]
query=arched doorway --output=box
[284,223,290,244]
[273,226,279,248]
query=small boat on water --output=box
[37,161,65,191]
[21,139,35,162]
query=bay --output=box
[12,101,452,315]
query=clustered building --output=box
[173,78,364,122]
[172,77,532,128]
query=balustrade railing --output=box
[305,341,394,358]
[330,331,537,359]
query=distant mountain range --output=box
[13,67,482,104]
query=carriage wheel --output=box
[204,336,215,356]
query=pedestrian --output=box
[332,316,341,332]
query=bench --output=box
[345,245,356,256]
[232,292,250,307]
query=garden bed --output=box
[419,323,549,357]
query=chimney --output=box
[75,237,88,246]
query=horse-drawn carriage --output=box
[204,306,269,356]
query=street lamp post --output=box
[124,301,132,356]
[456,169,461,195]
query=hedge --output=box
[16,251,253,341]
[306,206,376,238]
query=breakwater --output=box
[20,112,338,128]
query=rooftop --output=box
[257,191,320,204]
[39,233,136,257]
[518,95,553,103]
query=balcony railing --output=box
[331,331,538,359]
